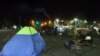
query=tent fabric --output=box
[0,26,45,56]
[17,27,38,35]
[31,34,45,55]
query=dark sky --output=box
[0,0,100,21]
[45,0,100,20]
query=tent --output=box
[0,26,45,56]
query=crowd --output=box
[65,23,100,49]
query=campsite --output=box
[0,28,100,56]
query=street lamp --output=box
[48,20,52,25]
[93,21,96,24]
[84,20,88,23]
[55,18,60,22]
[44,22,47,26]
[54,18,60,27]
[31,20,35,26]
[74,18,78,28]
[61,20,64,22]
[73,18,78,38]
[13,25,17,29]
[74,18,78,21]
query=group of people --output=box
[65,23,100,49]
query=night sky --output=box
[0,0,100,21]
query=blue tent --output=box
[0,26,45,56]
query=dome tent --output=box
[0,26,45,56]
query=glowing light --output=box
[40,23,44,27]
[70,20,74,24]
[48,20,52,24]
[31,20,35,26]
[55,18,60,22]
[74,18,78,21]
[93,21,96,24]
[61,20,64,22]
[13,25,17,29]
[36,21,39,25]
[44,22,47,25]
[84,20,88,23]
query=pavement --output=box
[41,35,100,56]
[0,30,17,51]
[0,31,100,56]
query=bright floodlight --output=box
[31,20,35,26]
[74,18,78,21]
[13,25,17,29]
[70,20,74,24]
[48,20,52,24]
[93,21,96,24]
[84,20,88,23]
[55,18,60,22]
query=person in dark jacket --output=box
[90,23,100,39]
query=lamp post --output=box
[54,18,60,27]
[74,18,78,38]
[74,18,78,27]
[56,18,60,24]
[31,20,35,26]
